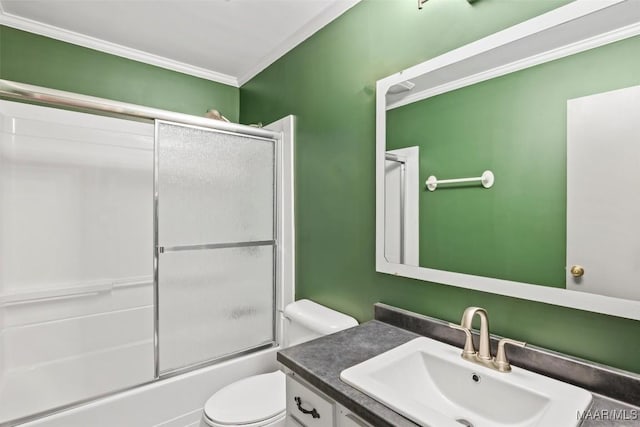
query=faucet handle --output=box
[494,338,526,372]
[448,323,476,357]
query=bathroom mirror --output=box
[376,0,640,320]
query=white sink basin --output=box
[340,337,592,427]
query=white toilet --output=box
[202,299,358,427]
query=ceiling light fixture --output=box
[419,0,479,10]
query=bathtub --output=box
[20,347,279,427]
[0,279,279,427]
[0,96,294,427]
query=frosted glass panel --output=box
[0,100,154,424]
[158,246,274,372]
[157,123,275,246]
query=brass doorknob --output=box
[570,265,585,278]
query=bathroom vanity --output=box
[285,373,372,427]
[279,304,640,427]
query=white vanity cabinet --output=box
[285,372,372,427]
[335,405,372,427]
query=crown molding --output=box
[0,7,240,87]
[0,0,362,89]
[237,0,361,86]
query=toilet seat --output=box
[203,371,286,427]
[204,412,285,427]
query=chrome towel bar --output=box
[425,170,494,191]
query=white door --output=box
[566,85,640,300]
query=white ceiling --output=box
[0,0,360,86]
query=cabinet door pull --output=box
[294,396,320,419]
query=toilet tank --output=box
[283,299,358,347]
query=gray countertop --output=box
[277,320,640,427]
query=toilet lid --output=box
[204,371,286,426]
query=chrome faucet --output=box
[449,306,526,372]
[461,307,492,361]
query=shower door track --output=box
[0,79,283,427]
[0,79,279,140]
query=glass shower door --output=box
[155,121,276,374]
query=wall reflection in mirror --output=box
[384,35,640,302]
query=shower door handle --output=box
[157,241,274,254]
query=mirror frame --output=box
[375,0,640,320]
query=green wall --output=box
[387,36,640,288]
[0,26,239,121]
[1,1,639,374]
[240,0,640,373]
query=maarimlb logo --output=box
[578,409,639,422]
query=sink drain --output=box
[456,419,474,427]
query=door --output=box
[155,121,277,374]
[566,85,640,300]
